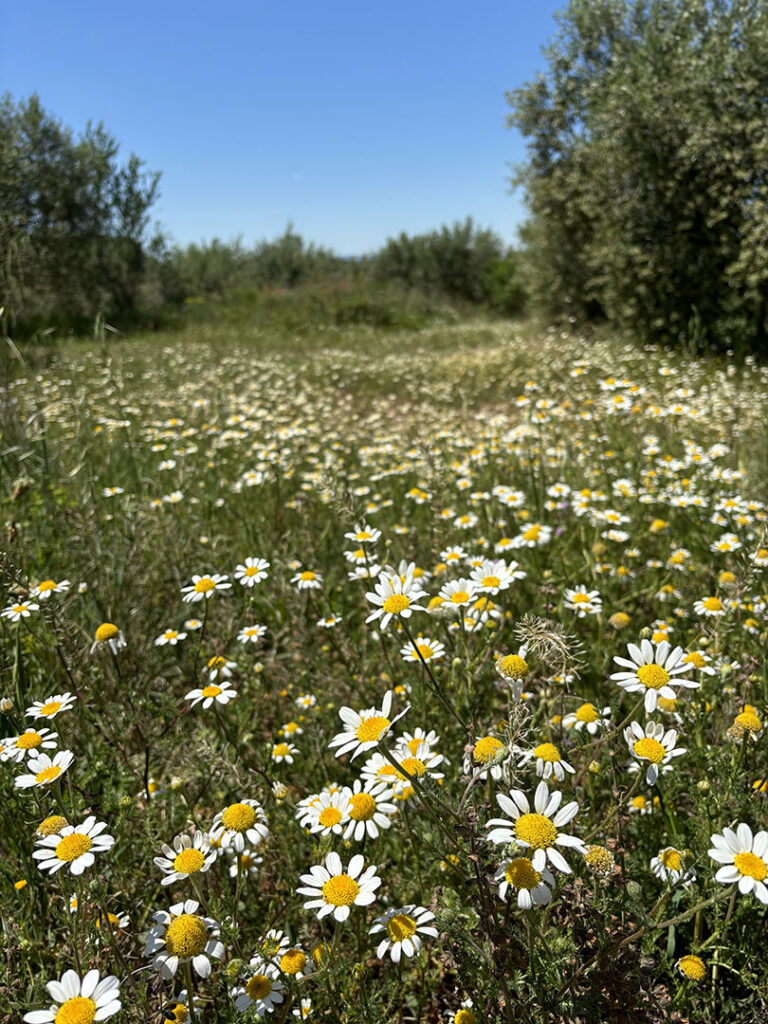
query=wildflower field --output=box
[2,321,768,1024]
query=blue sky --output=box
[2,1,563,254]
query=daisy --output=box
[562,703,611,735]
[2,727,58,763]
[624,721,686,784]
[227,847,263,880]
[185,680,238,710]
[400,637,445,663]
[343,779,398,841]
[145,898,224,979]
[90,623,126,654]
[464,735,509,780]
[15,750,74,789]
[210,799,269,851]
[155,831,218,886]
[237,623,268,644]
[438,578,479,610]
[2,601,39,621]
[709,824,768,903]
[328,690,408,760]
[495,647,530,699]
[206,655,236,680]
[611,639,697,713]
[693,596,726,618]
[365,570,427,631]
[184,618,203,630]
[519,742,575,782]
[155,629,187,647]
[271,741,298,764]
[296,693,316,709]
[234,557,270,587]
[397,727,441,756]
[297,852,381,922]
[369,905,437,962]
[231,960,284,1014]
[291,570,323,591]
[317,614,342,628]
[381,742,444,798]
[676,955,707,983]
[651,847,696,887]
[293,998,313,1019]
[344,524,381,544]
[510,523,552,548]
[32,579,71,600]
[486,780,585,873]
[469,558,526,594]
[181,573,231,603]
[33,816,114,876]
[494,857,556,909]
[563,586,602,617]
[23,970,121,1024]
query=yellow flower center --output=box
[207,656,227,668]
[299,571,316,582]
[37,815,68,836]
[515,813,557,849]
[633,737,666,763]
[733,851,767,881]
[244,566,260,576]
[37,580,57,592]
[280,949,307,974]
[95,623,119,643]
[35,764,62,784]
[637,664,671,690]
[201,685,222,698]
[473,736,503,764]
[382,594,410,615]
[221,802,256,832]
[584,846,614,874]
[17,731,43,749]
[173,848,206,874]
[450,591,470,604]
[734,711,762,733]
[533,742,561,763]
[703,597,723,612]
[318,806,343,827]
[660,848,682,871]
[38,700,62,716]
[497,654,529,680]
[273,743,292,757]
[55,833,92,862]
[356,531,372,540]
[54,996,97,1024]
[678,955,706,982]
[356,716,390,743]
[322,873,360,906]
[504,857,541,889]
[349,792,377,820]
[165,913,208,957]
[193,578,216,593]
[571,593,590,604]
[482,575,500,588]
[575,703,599,723]
[385,912,417,942]
[683,652,706,668]
[523,525,541,541]
[245,974,272,1000]
[399,757,427,778]
[416,643,434,659]
[168,1004,188,1022]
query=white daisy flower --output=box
[510,523,552,548]
[185,679,238,710]
[205,655,237,680]
[295,693,316,709]
[154,831,218,886]
[297,852,381,922]
[624,720,686,784]
[2,601,39,621]
[293,997,313,1019]
[486,780,585,873]
[518,742,575,782]
[23,970,121,1023]
[33,816,114,876]
[437,578,479,610]
[234,557,271,587]
[464,734,510,780]
[227,847,263,880]
[316,614,342,628]
[303,788,351,836]
[271,741,298,765]
[386,742,445,797]
[693,596,726,618]
[15,750,74,789]
[650,847,696,887]
[90,623,126,654]
[469,559,526,594]
[344,524,381,544]
[145,898,224,979]
[494,856,556,908]
[155,629,187,647]
[342,779,398,841]
[611,638,697,713]
[328,690,409,760]
[2,727,58,763]
[708,823,768,903]
[562,703,611,735]
[291,569,323,591]
[400,637,445,663]
[31,579,71,600]
[210,799,269,851]
[563,586,602,617]
[365,570,427,630]
[494,647,530,700]
[237,623,267,644]
[231,959,284,1014]
[369,905,437,962]
[181,573,232,603]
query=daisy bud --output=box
[170,776,184,791]
[0,696,13,712]
[625,880,641,899]
[639,626,653,640]
[697,780,710,791]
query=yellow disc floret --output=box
[17,731,43,749]
[382,594,410,615]
[35,764,62,784]
[515,813,557,849]
[201,685,222,698]
[38,700,62,717]
[322,874,360,906]
[221,802,256,832]
[575,703,599,723]
[95,623,119,643]
[633,737,666,763]
[173,849,206,874]
[733,851,767,881]
[349,792,377,820]
[37,815,68,836]
[193,578,216,593]
[245,974,272,1000]
[473,736,503,764]
[356,716,390,743]
[496,654,529,680]
[678,954,706,982]
[164,913,208,957]
[637,664,671,690]
[385,913,417,942]
[318,807,343,828]
[660,848,682,871]
[280,949,307,975]
[54,996,97,1024]
[533,742,561,762]
[505,857,541,889]
[55,834,92,862]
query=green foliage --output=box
[509,0,768,354]
[0,93,161,334]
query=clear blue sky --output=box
[2,1,563,254]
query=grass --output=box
[1,319,767,1023]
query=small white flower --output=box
[709,823,768,904]
[23,970,121,1023]
[297,852,381,922]
[15,750,74,790]
[611,639,697,713]
[210,799,269,852]
[2,727,58,763]
[154,629,187,647]
[624,720,686,785]
[365,570,427,630]
[185,680,238,710]
[486,780,584,873]
[494,857,556,909]
[145,898,224,979]
[234,557,270,587]
[154,831,218,886]
[369,905,437,962]
[328,690,409,760]
[237,623,267,644]
[2,601,39,622]
[181,573,232,603]
[33,816,114,876]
